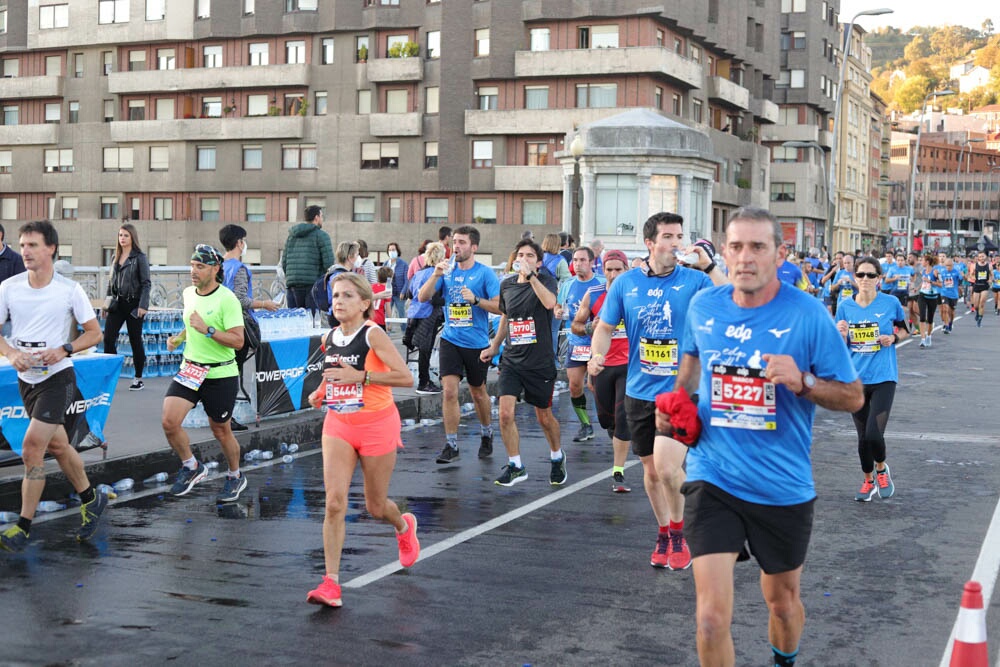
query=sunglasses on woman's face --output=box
[855,272,879,279]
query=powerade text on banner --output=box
[255,335,324,416]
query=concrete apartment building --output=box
[0,0,782,265]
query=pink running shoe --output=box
[306,575,342,607]
[397,512,420,568]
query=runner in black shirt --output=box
[481,239,564,487]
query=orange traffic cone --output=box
[950,581,988,667]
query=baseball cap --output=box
[602,249,629,268]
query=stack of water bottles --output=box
[255,308,314,341]
[98,309,187,380]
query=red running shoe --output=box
[306,575,342,607]
[397,512,420,568]
[667,529,692,570]
[650,532,670,568]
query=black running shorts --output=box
[625,395,672,458]
[18,367,75,425]
[497,363,555,409]
[439,338,489,387]
[166,376,239,423]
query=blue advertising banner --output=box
[254,335,324,417]
[0,353,123,466]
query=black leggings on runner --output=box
[852,381,896,474]
[918,294,939,325]
[593,363,630,441]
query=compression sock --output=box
[79,486,95,504]
[571,394,591,425]
[17,516,31,534]
[772,645,798,666]
[445,433,458,450]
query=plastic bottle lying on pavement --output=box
[0,511,19,524]
[113,478,135,493]
[96,483,118,499]
[205,461,219,470]
[282,455,294,464]
[260,451,274,460]
[143,472,169,485]
[287,443,299,453]
[36,501,66,513]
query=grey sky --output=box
[839,1,997,33]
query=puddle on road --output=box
[164,591,251,607]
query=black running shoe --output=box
[77,487,109,542]
[478,433,493,459]
[495,463,526,487]
[549,452,567,486]
[170,463,208,496]
[435,444,459,464]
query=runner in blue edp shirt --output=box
[664,208,862,667]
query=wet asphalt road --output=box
[2,311,1000,667]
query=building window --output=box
[522,200,546,225]
[472,140,493,168]
[2,58,18,78]
[781,0,806,11]
[196,0,210,18]
[475,28,490,56]
[102,51,113,75]
[73,53,83,77]
[282,144,317,169]
[153,197,172,220]
[321,38,335,64]
[100,196,119,219]
[45,55,61,76]
[155,98,174,120]
[285,0,318,10]
[353,197,375,222]
[286,40,306,64]
[197,146,216,171]
[0,151,10,174]
[146,0,165,20]
[427,31,440,59]
[654,86,663,109]
[425,198,448,224]
[98,0,129,24]
[772,146,797,163]
[284,94,304,115]
[62,196,79,219]
[157,48,175,70]
[40,4,69,30]
[689,44,702,63]
[44,149,73,172]
[671,93,682,115]
[127,50,145,72]
[103,147,134,172]
[0,9,6,33]
[243,145,263,170]
[656,30,664,47]
[595,174,638,235]
[477,86,498,110]
[472,199,496,224]
[530,28,550,51]
[0,198,15,220]
[200,96,221,118]
[203,45,222,68]
[526,142,548,166]
[246,198,266,222]
[770,183,795,202]
[249,43,269,66]
[386,34,407,56]
[103,99,114,122]
[358,90,372,115]
[45,103,61,124]
[692,99,703,123]
[590,25,619,49]
[426,86,439,114]
[356,36,370,62]
[247,94,267,116]
[149,146,169,171]
[386,89,408,113]
[360,142,399,169]
[525,86,548,110]
[2,106,17,125]
[315,91,327,115]
[424,141,438,169]
[200,198,220,222]
[68,101,79,123]
[576,83,617,108]
[128,100,145,120]
[790,70,805,88]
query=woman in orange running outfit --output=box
[305,272,418,608]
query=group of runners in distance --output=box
[2,207,991,667]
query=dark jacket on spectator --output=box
[0,244,25,284]
[281,223,335,288]
[107,249,151,310]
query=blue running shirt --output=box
[681,283,858,505]
[600,265,712,401]
[564,274,604,359]
[937,268,962,299]
[835,292,905,385]
[434,261,501,349]
[883,264,913,293]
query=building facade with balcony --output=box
[0,0,783,264]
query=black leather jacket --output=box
[107,249,151,310]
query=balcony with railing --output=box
[109,116,305,142]
[494,165,562,191]
[365,58,423,83]
[369,112,422,136]
[465,107,648,135]
[0,75,64,99]
[705,76,751,111]
[751,98,779,124]
[108,64,310,94]
[514,47,702,89]
[0,123,58,145]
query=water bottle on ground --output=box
[279,442,289,455]
[143,472,169,485]
[260,451,274,460]
[0,511,19,524]
[113,478,135,493]
[282,455,294,464]
[96,483,117,499]
[205,461,219,470]
[36,501,66,513]
[287,443,299,453]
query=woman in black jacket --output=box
[103,224,151,390]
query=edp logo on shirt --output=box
[725,324,753,343]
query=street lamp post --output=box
[906,89,955,254]
[989,165,1000,244]
[569,134,585,244]
[950,137,983,252]
[829,7,893,253]
[782,140,830,251]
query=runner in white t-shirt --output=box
[0,221,108,551]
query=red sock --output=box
[669,520,684,532]
[658,525,670,534]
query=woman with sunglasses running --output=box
[835,257,908,502]
[305,272,419,608]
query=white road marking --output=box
[343,460,641,589]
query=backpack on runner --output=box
[310,266,346,313]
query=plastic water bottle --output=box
[260,451,274,460]
[279,442,289,455]
[512,261,521,273]
[96,483,117,499]
[205,461,219,470]
[143,472,169,485]
[0,511,19,524]
[402,419,416,427]
[36,500,66,513]
[282,454,294,464]
[287,443,299,453]
[674,249,700,265]
[113,478,135,493]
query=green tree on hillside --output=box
[895,75,933,113]
[904,34,932,62]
